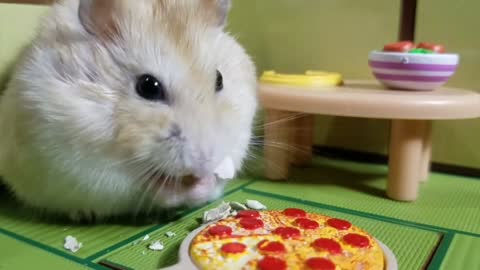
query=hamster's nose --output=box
[170,124,182,138]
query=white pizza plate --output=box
[161,223,398,270]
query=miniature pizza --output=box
[190,208,384,270]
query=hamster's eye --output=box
[136,74,166,102]
[215,70,223,92]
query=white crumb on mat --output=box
[64,236,82,253]
[148,241,165,251]
[142,235,150,241]
[246,200,267,210]
[165,231,176,238]
[230,201,248,211]
[202,201,232,224]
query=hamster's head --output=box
[20,0,257,211]
[95,0,257,206]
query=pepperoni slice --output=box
[283,208,307,218]
[305,257,336,270]
[296,218,319,230]
[239,218,264,230]
[221,242,247,254]
[257,240,287,254]
[273,227,301,239]
[343,233,370,248]
[208,225,232,236]
[237,210,260,218]
[312,238,342,255]
[258,256,287,270]
[327,218,351,230]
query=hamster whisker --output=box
[248,139,312,156]
[147,174,172,215]
[132,164,163,216]
[253,112,308,129]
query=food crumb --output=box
[64,236,82,253]
[246,200,267,210]
[165,231,176,238]
[230,201,248,211]
[142,235,150,241]
[202,201,232,224]
[148,241,165,251]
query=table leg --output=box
[420,121,432,183]
[387,120,428,201]
[264,109,293,180]
[290,114,314,167]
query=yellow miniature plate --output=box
[260,70,344,87]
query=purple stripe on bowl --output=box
[373,73,450,82]
[369,60,457,71]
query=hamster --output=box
[0,0,257,220]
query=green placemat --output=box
[0,179,252,260]
[0,234,98,270]
[439,234,480,270]
[247,157,480,235]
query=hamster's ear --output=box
[78,0,118,38]
[206,0,232,26]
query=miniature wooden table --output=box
[260,80,480,201]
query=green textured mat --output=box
[247,157,480,235]
[0,179,251,262]
[439,234,480,270]
[1,157,479,270]
[0,234,94,270]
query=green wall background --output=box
[415,0,480,168]
[0,1,479,169]
[228,0,480,169]
[0,4,48,89]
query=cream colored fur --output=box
[0,0,257,219]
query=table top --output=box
[259,80,480,120]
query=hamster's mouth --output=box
[149,172,216,190]
[147,156,235,191]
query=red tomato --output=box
[417,42,445,53]
[383,41,415,52]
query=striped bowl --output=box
[368,51,459,91]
